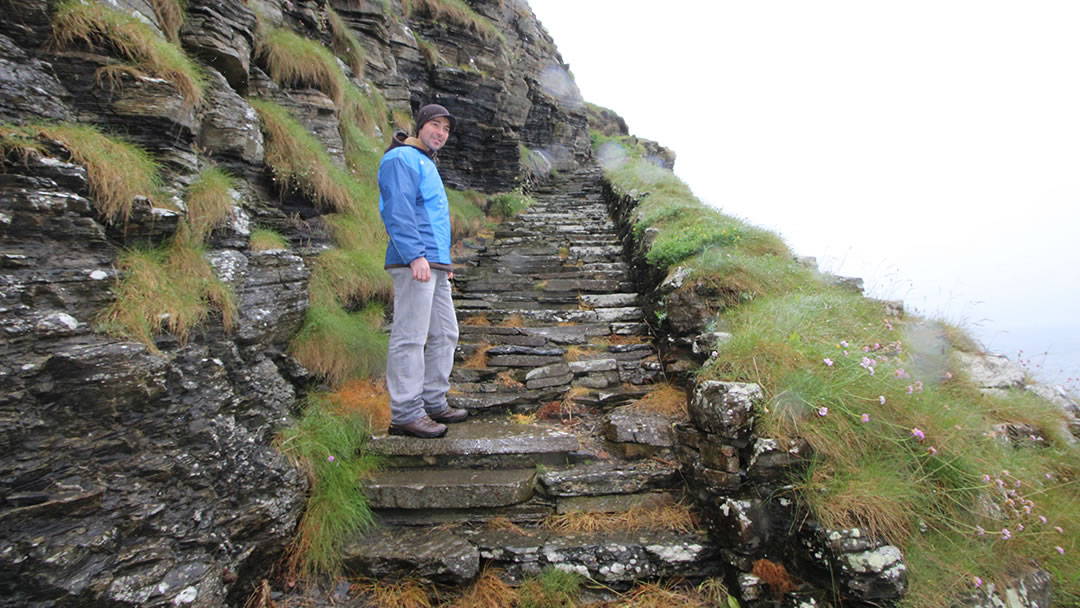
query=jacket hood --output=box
[385,130,437,160]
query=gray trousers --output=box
[387,268,459,425]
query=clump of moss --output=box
[52,0,204,106]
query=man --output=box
[378,103,468,438]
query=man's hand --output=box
[410,256,431,282]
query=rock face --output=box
[0,0,597,605]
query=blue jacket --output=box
[377,139,452,270]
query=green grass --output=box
[250,99,356,213]
[97,232,235,349]
[598,136,1080,606]
[326,6,366,77]
[413,31,443,67]
[52,0,204,106]
[517,567,584,608]
[275,395,381,578]
[288,301,388,388]
[259,27,345,107]
[249,228,289,252]
[0,122,162,223]
[447,188,487,239]
[402,0,503,42]
[184,166,236,240]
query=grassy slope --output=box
[596,133,1079,607]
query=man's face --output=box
[418,116,451,152]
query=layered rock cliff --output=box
[0,1,595,605]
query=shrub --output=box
[487,189,533,219]
[52,0,204,106]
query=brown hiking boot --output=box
[389,415,447,438]
[429,406,468,424]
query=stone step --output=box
[342,524,721,586]
[367,419,579,469]
[364,468,537,510]
[469,306,645,325]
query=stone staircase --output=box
[345,167,720,588]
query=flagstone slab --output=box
[364,468,536,509]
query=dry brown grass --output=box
[542,498,697,535]
[149,0,184,43]
[751,559,799,598]
[259,27,343,106]
[444,568,516,608]
[461,315,492,326]
[498,314,525,328]
[627,384,688,418]
[486,517,529,535]
[563,345,593,362]
[324,378,391,433]
[496,371,523,389]
[600,581,711,608]
[462,343,491,369]
[184,167,235,241]
[351,579,434,608]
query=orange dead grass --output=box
[462,343,490,369]
[325,378,391,433]
[351,578,434,608]
[498,314,525,328]
[444,568,516,608]
[751,558,799,598]
[627,384,688,418]
[542,498,698,535]
[461,315,492,326]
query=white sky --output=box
[527,0,1080,387]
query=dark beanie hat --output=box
[414,103,456,134]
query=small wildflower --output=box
[895,368,907,378]
[840,340,850,347]
[944,371,953,379]
[974,576,983,588]
[1015,480,1022,488]
[911,427,925,441]
[711,350,718,358]
[1057,546,1066,555]
[1023,505,1031,515]
[327,455,335,463]
[1055,526,1064,534]
[915,381,923,392]
[906,385,914,395]
[982,474,991,482]
[976,525,985,536]
[927,446,937,456]
[1039,515,1047,524]
[1001,528,1011,540]
[824,358,834,367]
[861,413,870,423]
[879,395,886,405]
[1018,523,1024,532]
[818,407,828,417]
[1046,472,1053,479]
[1002,470,1010,476]
[996,479,1005,489]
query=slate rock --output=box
[343,527,479,585]
[689,380,763,440]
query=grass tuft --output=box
[250,99,355,213]
[259,27,343,106]
[97,232,235,348]
[326,6,366,77]
[402,0,503,42]
[249,228,289,251]
[542,499,697,535]
[184,166,236,240]
[445,568,516,608]
[1,123,162,223]
[276,397,380,578]
[52,0,204,106]
[447,188,488,240]
[627,383,687,418]
[149,0,185,43]
[289,301,388,387]
[517,567,583,608]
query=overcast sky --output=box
[527,0,1080,387]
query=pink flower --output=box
[927,446,937,456]
[818,407,829,417]
[1001,528,1012,540]
[976,525,985,536]
[824,358,834,367]
[906,385,914,395]
[915,381,923,392]
[861,413,870,423]
[944,372,953,379]
[911,427,925,441]
[1018,524,1025,532]
[982,474,991,483]
[1057,546,1065,555]
[840,340,850,347]
[879,395,886,405]
[1039,515,1048,524]
[1055,526,1064,534]
[327,455,335,463]
[974,576,983,588]
[1023,505,1031,515]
